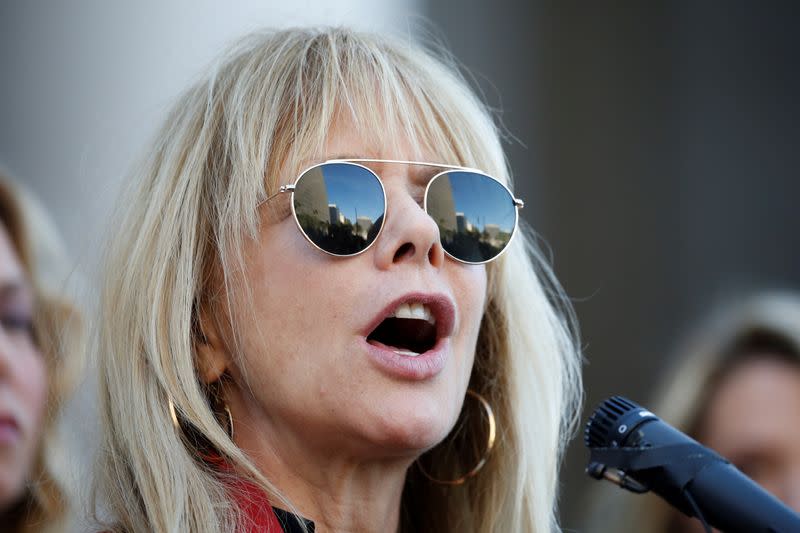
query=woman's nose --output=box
[372,184,445,270]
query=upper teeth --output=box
[391,302,436,325]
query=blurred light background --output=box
[1,1,798,529]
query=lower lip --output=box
[0,421,19,445]
[362,337,450,380]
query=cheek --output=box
[233,230,355,394]
[0,348,47,507]
[444,263,487,407]
[453,264,488,347]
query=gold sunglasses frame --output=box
[264,158,524,265]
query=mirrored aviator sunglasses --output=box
[266,159,524,264]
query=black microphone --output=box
[584,396,800,533]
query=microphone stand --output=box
[584,396,800,533]
[587,443,718,532]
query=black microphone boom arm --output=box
[584,396,800,533]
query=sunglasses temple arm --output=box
[259,184,296,207]
[514,198,524,209]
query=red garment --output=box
[99,455,307,532]
[228,474,286,532]
[213,452,313,532]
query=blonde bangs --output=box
[216,28,509,210]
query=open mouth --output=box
[366,302,439,356]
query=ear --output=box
[195,308,229,385]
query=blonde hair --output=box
[93,27,582,532]
[0,175,82,533]
[583,291,800,533]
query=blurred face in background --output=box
[701,355,800,508]
[0,222,46,509]
[678,354,800,533]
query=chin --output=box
[368,395,456,453]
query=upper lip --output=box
[362,292,456,341]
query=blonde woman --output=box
[0,175,81,533]
[583,292,800,533]
[93,27,583,532]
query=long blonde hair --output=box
[0,175,82,533]
[93,27,582,532]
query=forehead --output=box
[280,113,457,187]
[325,112,431,156]
[702,356,800,450]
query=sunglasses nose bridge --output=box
[377,184,445,268]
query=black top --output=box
[273,507,315,532]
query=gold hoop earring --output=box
[415,389,497,486]
[167,396,234,440]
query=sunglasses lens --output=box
[292,163,385,255]
[426,171,517,263]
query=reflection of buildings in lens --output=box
[328,204,340,226]
[327,203,351,226]
[356,216,373,239]
[429,179,457,231]
[484,224,499,240]
[296,169,329,223]
[366,214,383,243]
[455,212,476,235]
[481,224,511,248]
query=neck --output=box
[229,391,412,533]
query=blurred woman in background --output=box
[0,174,81,533]
[584,291,800,533]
